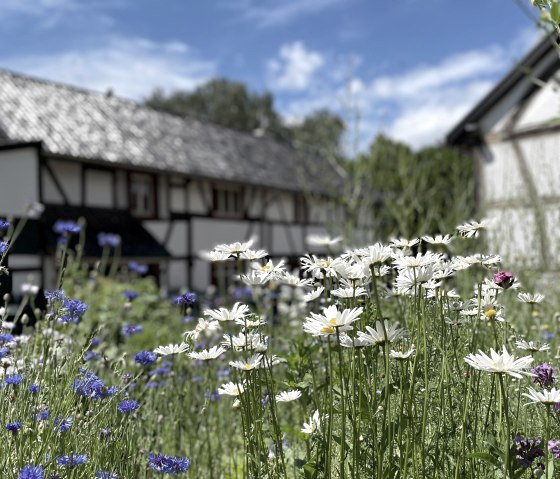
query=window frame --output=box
[127,172,158,219]
[212,184,244,218]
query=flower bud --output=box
[493,271,514,289]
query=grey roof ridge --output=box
[446,32,559,146]
[0,66,304,153]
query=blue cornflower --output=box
[56,453,88,467]
[0,241,8,255]
[147,453,191,474]
[54,416,73,432]
[0,346,9,359]
[4,374,23,386]
[29,384,40,394]
[128,261,148,275]
[85,351,100,362]
[149,366,171,377]
[44,290,65,303]
[0,219,10,231]
[118,399,139,414]
[58,298,88,324]
[0,333,14,343]
[33,409,49,422]
[97,232,121,248]
[96,471,118,479]
[90,336,101,347]
[174,292,197,306]
[53,220,80,236]
[204,390,220,402]
[72,370,117,400]
[134,351,157,366]
[123,290,139,301]
[121,324,143,337]
[145,381,160,389]
[18,465,44,479]
[6,421,22,432]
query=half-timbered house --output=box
[0,69,349,294]
[447,35,560,272]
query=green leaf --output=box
[467,452,501,469]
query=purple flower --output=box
[29,384,40,394]
[123,290,139,301]
[33,409,49,422]
[0,333,14,343]
[85,351,100,362]
[18,465,44,479]
[0,219,10,231]
[174,292,197,306]
[58,298,88,324]
[118,399,139,414]
[97,233,121,248]
[0,241,8,255]
[147,453,191,473]
[56,453,88,467]
[44,290,65,303]
[128,261,148,275]
[96,471,118,479]
[4,374,23,386]
[121,324,143,337]
[134,351,157,366]
[493,271,515,289]
[532,363,556,388]
[54,416,73,432]
[72,370,117,400]
[53,220,80,236]
[549,439,560,459]
[514,435,544,469]
[6,421,21,433]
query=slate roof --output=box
[447,35,560,146]
[0,69,342,194]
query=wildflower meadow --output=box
[1,215,559,478]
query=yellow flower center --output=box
[328,317,338,325]
[244,364,252,370]
[485,309,497,319]
[321,326,335,334]
[260,265,271,272]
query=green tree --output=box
[352,134,475,239]
[290,109,346,156]
[145,78,290,141]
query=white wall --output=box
[85,169,113,208]
[0,147,39,216]
[42,159,81,205]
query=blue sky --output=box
[0,0,541,150]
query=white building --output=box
[447,35,560,271]
[0,69,348,294]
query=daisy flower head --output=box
[464,346,534,378]
[204,302,250,322]
[307,235,343,247]
[523,387,560,405]
[214,238,255,257]
[356,320,406,346]
[389,344,416,360]
[301,410,323,435]
[456,218,491,238]
[303,305,363,337]
[218,381,245,396]
[240,249,268,260]
[199,250,232,262]
[515,340,550,353]
[390,237,420,249]
[153,342,189,356]
[229,354,263,371]
[303,286,325,302]
[276,390,302,402]
[189,345,227,361]
[331,286,367,298]
[517,292,545,304]
[422,234,454,245]
[356,243,394,267]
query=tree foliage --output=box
[351,134,475,239]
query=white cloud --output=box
[268,41,324,91]
[0,36,216,100]
[226,0,345,27]
[273,28,542,150]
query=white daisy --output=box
[229,354,263,371]
[523,387,560,405]
[338,334,373,348]
[301,410,322,434]
[517,292,545,304]
[153,342,189,356]
[464,346,534,378]
[355,243,394,267]
[456,219,491,238]
[304,305,363,337]
[389,344,416,360]
[199,250,232,262]
[214,239,255,256]
[303,286,325,302]
[222,332,268,352]
[307,235,343,247]
[390,237,420,249]
[422,234,454,245]
[515,340,550,352]
[218,381,245,396]
[204,302,250,322]
[188,345,227,361]
[276,390,302,402]
[331,286,367,298]
[357,320,406,346]
[240,249,268,260]
[184,318,221,341]
[279,273,314,288]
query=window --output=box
[212,186,243,218]
[294,194,309,224]
[129,173,156,218]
